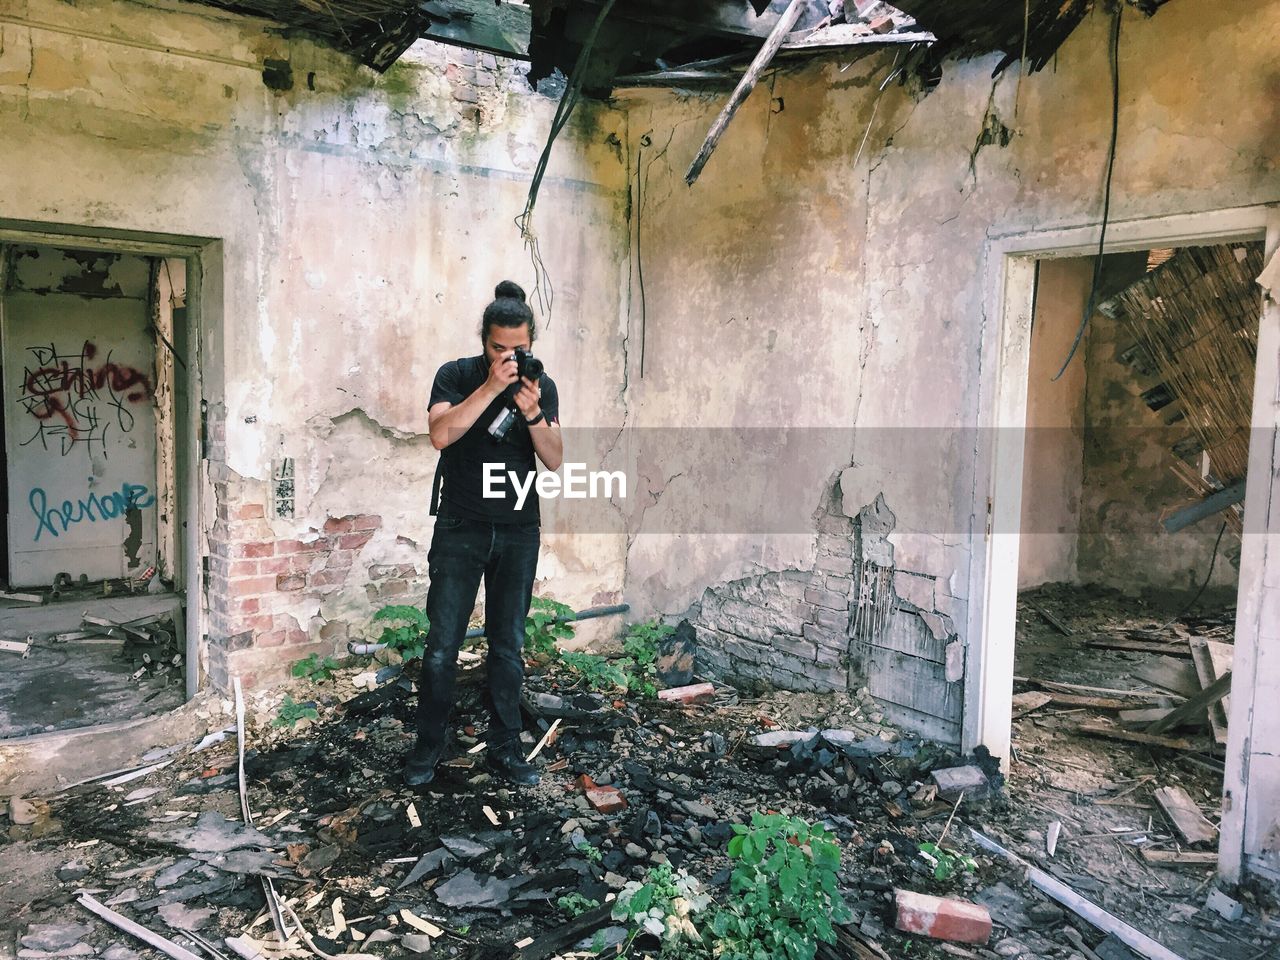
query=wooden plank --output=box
[1139,849,1217,866]
[1147,671,1230,736]
[1047,692,1152,711]
[1153,785,1217,845]
[1076,724,1203,751]
[684,0,807,185]
[1015,677,1171,701]
[1188,641,1228,745]
[1163,479,1246,533]
[1030,602,1072,636]
[1119,707,1177,727]
[1133,659,1200,698]
[1202,638,1233,717]
[1086,638,1192,658]
[1011,691,1053,718]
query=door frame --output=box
[0,218,221,700]
[966,203,1280,884]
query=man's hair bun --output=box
[495,280,526,302]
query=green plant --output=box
[371,605,430,662]
[560,651,630,692]
[711,813,852,960]
[621,620,672,698]
[557,892,601,918]
[291,653,341,682]
[576,840,603,864]
[524,596,575,658]
[918,842,977,882]
[274,694,319,728]
[612,864,710,953]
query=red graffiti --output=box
[21,340,152,439]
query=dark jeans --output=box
[416,516,540,753]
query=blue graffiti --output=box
[29,482,155,542]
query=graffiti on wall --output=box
[29,482,155,542]
[17,340,152,456]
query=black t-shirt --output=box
[429,355,560,525]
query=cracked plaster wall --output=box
[0,0,631,676]
[614,0,1278,868]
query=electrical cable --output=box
[1156,520,1228,632]
[635,136,649,379]
[1051,5,1121,382]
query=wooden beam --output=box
[1153,785,1218,845]
[1146,671,1230,735]
[685,0,807,186]
[1163,479,1245,533]
[1076,724,1203,751]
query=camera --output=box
[513,346,543,382]
[487,347,546,442]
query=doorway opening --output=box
[0,241,196,739]
[1002,239,1264,924]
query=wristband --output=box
[525,410,546,426]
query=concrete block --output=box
[894,889,992,944]
[1206,889,1244,922]
[930,765,989,801]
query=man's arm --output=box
[428,355,519,450]
[513,377,563,471]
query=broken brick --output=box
[930,765,989,802]
[657,682,715,705]
[894,889,992,944]
[586,785,628,815]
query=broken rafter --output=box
[685,0,807,186]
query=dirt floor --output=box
[1,591,1277,960]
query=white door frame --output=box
[0,219,218,700]
[965,203,1280,884]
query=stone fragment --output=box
[587,785,628,815]
[440,835,493,858]
[56,861,90,883]
[681,800,716,820]
[155,811,276,853]
[157,903,215,931]
[9,797,48,825]
[401,934,433,953]
[18,945,94,958]
[751,730,814,750]
[930,765,989,801]
[894,889,992,945]
[624,843,646,859]
[433,869,517,908]
[20,924,93,952]
[397,848,456,890]
[105,888,140,907]
[155,858,199,888]
[101,945,140,960]
[299,844,341,875]
[603,871,627,889]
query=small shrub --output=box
[621,619,673,698]
[291,653,341,682]
[612,863,710,952]
[560,651,630,692]
[524,596,575,658]
[371,604,429,662]
[918,842,977,882]
[557,892,601,918]
[274,694,319,728]
[711,813,852,960]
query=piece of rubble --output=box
[440,835,493,859]
[18,944,95,958]
[930,766,989,802]
[399,910,444,937]
[401,934,432,953]
[586,784,628,814]
[299,844,341,874]
[433,869,519,909]
[156,903,215,931]
[153,811,276,853]
[657,682,714,705]
[56,861,90,883]
[1205,888,1243,922]
[101,945,140,960]
[656,621,696,687]
[155,859,199,888]
[895,889,993,945]
[9,797,48,825]
[751,730,814,750]
[396,848,456,889]
[20,925,93,952]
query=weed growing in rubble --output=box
[560,651,630,692]
[917,842,977,882]
[524,596,575,658]
[711,812,852,960]
[612,864,711,954]
[274,694,319,728]
[371,605,430,662]
[557,892,601,918]
[291,653,341,682]
[621,619,672,698]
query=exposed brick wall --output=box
[204,464,426,691]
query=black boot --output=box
[404,742,442,787]
[486,744,539,786]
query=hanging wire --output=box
[515,0,618,322]
[1051,5,1122,381]
[1156,520,1229,632]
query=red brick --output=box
[234,541,274,559]
[230,559,259,577]
[352,515,383,531]
[380,579,410,597]
[323,517,354,534]
[319,620,349,641]
[894,890,992,945]
[338,532,374,550]
[243,613,276,633]
[277,573,307,592]
[310,570,349,588]
[586,785,628,815]
[325,550,355,570]
[277,538,329,555]
[231,575,278,597]
[657,682,715,705]
[257,630,287,647]
[237,598,261,615]
[236,503,266,520]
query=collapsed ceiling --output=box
[189,0,1174,83]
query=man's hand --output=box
[513,376,542,420]
[483,352,520,398]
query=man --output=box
[405,280,563,787]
